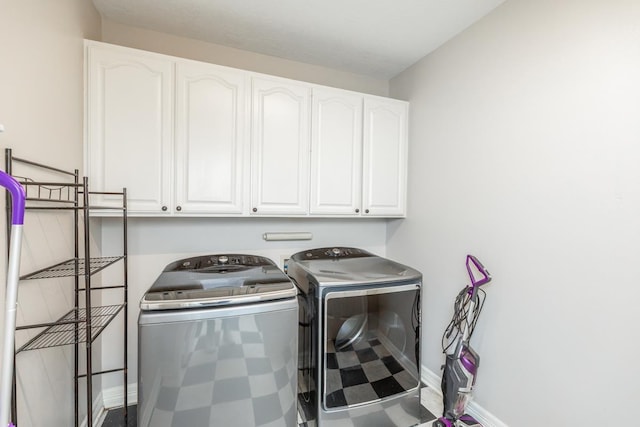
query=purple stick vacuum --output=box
[0,170,25,427]
[434,255,492,427]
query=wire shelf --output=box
[6,149,129,426]
[17,305,125,352]
[20,256,124,280]
[16,178,80,204]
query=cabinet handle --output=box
[355,208,360,213]
[176,206,182,211]
[161,206,168,211]
[365,209,370,214]
[252,207,258,213]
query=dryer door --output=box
[321,283,420,410]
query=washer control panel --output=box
[292,247,372,261]
[166,254,271,271]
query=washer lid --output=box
[141,254,296,311]
[288,247,422,287]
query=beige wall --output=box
[0,2,102,426]
[100,20,389,96]
[0,1,101,171]
[389,0,640,425]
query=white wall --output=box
[0,2,102,426]
[388,0,640,425]
[99,217,388,393]
[100,20,390,97]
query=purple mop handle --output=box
[0,172,24,427]
[0,172,25,225]
[466,254,491,288]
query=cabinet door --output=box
[86,43,173,214]
[362,97,408,217]
[251,77,310,215]
[310,88,363,215]
[175,61,248,214]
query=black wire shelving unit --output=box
[4,148,128,427]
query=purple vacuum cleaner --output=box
[434,255,492,427]
[0,170,26,427]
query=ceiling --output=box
[92,0,505,79]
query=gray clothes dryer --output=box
[138,254,298,427]
[288,247,422,427]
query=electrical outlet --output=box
[280,256,290,273]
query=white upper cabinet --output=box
[362,97,408,217]
[175,61,249,214]
[250,76,311,215]
[86,42,173,214]
[310,88,363,215]
[86,42,249,216]
[85,41,408,218]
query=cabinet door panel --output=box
[310,89,362,215]
[251,77,310,215]
[362,98,408,217]
[175,62,248,214]
[86,44,172,213]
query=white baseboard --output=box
[80,391,105,427]
[421,366,508,427]
[102,383,138,409]
[422,366,441,391]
